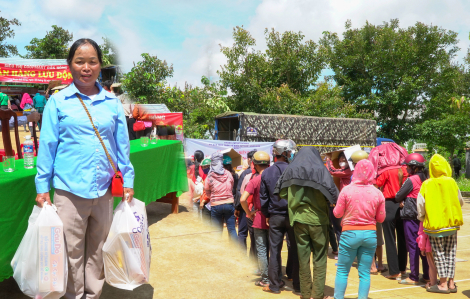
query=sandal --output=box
[448,282,457,293]
[255,280,269,287]
[378,267,388,273]
[262,286,280,294]
[384,274,400,280]
[426,284,450,294]
[398,279,419,285]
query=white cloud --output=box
[2,0,470,87]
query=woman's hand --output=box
[123,188,134,202]
[36,192,51,207]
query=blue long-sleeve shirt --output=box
[35,82,135,199]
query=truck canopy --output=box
[215,112,376,154]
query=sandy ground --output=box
[1,184,470,299]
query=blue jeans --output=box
[334,230,377,299]
[210,203,237,241]
[254,228,269,284]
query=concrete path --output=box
[1,197,470,298]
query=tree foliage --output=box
[162,77,230,139]
[218,27,327,112]
[22,25,73,59]
[122,53,229,138]
[0,12,20,57]
[321,19,460,143]
[100,37,119,66]
[258,81,372,119]
[121,53,174,103]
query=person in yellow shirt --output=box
[417,154,464,294]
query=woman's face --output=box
[339,155,349,169]
[69,43,101,88]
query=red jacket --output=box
[326,160,353,191]
[376,167,409,199]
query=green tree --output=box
[218,27,327,112]
[258,81,372,119]
[100,37,119,66]
[0,12,21,57]
[22,25,73,59]
[121,53,174,103]
[321,19,460,143]
[163,77,230,139]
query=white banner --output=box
[184,139,274,161]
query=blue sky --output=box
[2,0,470,86]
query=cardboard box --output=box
[220,148,242,169]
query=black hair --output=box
[338,152,346,159]
[223,164,235,176]
[185,158,194,169]
[194,150,204,163]
[102,80,112,89]
[67,38,103,67]
[247,150,257,160]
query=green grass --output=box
[456,174,470,192]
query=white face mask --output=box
[339,162,348,168]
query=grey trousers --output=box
[54,188,113,299]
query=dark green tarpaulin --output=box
[0,139,188,282]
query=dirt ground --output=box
[1,152,470,298]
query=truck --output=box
[214,112,377,154]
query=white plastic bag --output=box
[103,198,151,290]
[11,203,67,299]
[192,178,204,202]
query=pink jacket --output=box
[416,222,432,253]
[334,160,386,230]
[204,169,234,206]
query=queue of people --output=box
[185,141,464,299]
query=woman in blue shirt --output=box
[35,38,135,299]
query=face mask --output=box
[339,162,348,169]
[288,151,295,163]
[202,168,210,174]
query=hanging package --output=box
[11,203,67,299]
[103,198,151,290]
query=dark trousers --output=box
[382,200,407,276]
[294,223,329,299]
[126,117,137,141]
[328,224,338,252]
[268,214,300,292]
[454,167,461,179]
[329,206,342,246]
[247,217,258,263]
[238,210,248,250]
[403,219,429,281]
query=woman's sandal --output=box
[426,284,450,294]
[398,279,419,285]
[448,282,457,293]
